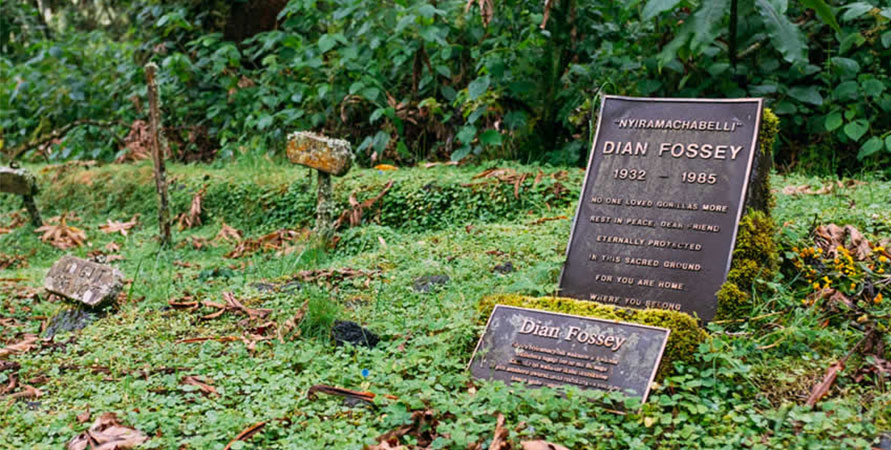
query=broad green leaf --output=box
[467,76,490,101]
[843,119,868,141]
[451,144,471,161]
[824,111,843,131]
[788,85,823,105]
[800,0,840,32]
[886,135,891,152]
[833,81,859,101]
[479,129,502,146]
[882,31,891,48]
[857,136,883,159]
[861,79,885,97]
[418,4,443,19]
[318,34,337,53]
[690,0,729,53]
[841,2,874,21]
[642,0,684,21]
[349,81,365,95]
[756,0,807,64]
[830,57,860,78]
[457,125,476,144]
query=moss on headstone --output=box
[715,108,780,320]
[478,293,707,381]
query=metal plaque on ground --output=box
[469,305,669,401]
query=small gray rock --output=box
[412,275,450,293]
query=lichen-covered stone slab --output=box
[286,132,352,176]
[44,256,123,307]
[0,166,36,196]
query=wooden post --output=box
[145,63,171,246]
[23,193,42,227]
[316,171,333,238]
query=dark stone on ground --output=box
[332,320,380,349]
[493,261,514,274]
[280,280,301,293]
[250,282,277,292]
[412,275,450,293]
[877,433,891,450]
[43,307,106,339]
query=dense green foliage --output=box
[2,1,890,173]
[1,163,889,448]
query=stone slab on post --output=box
[286,132,352,238]
[44,255,124,308]
[0,165,42,227]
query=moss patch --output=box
[478,293,707,381]
[716,108,781,320]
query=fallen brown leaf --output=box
[334,180,394,230]
[216,223,243,243]
[99,215,140,236]
[67,412,148,450]
[35,214,87,249]
[489,413,509,450]
[177,187,206,230]
[222,422,266,450]
[181,375,218,396]
[277,300,309,343]
[77,408,91,424]
[0,334,40,359]
[521,441,571,450]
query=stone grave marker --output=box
[469,305,669,401]
[44,255,123,307]
[0,165,42,226]
[286,132,353,237]
[559,96,764,323]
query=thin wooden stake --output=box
[145,63,171,246]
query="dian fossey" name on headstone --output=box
[44,256,123,307]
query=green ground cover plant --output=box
[0,162,888,448]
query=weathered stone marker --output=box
[559,96,765,323]
[469,305,669,401]
[286,132,352,237]
[0,165,42,226]
[44,255,124,307]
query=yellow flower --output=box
[813,282,821,290]
[875,293,884,304]
[879,255,888,263]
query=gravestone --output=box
[559,96,764,323]
[469,305,669,401]
[0,165,42,226]
[44,255,124,307]
[286,132,353,238]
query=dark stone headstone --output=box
[493,261,515,274]
[469,305,668,401]
[559,96,764,323]
[332,320,380,349]
[44,256,123,307]
[413,275,450,293]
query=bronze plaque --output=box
[469,305,669,401]
[44,256,123,307]
[559,96,763,323]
